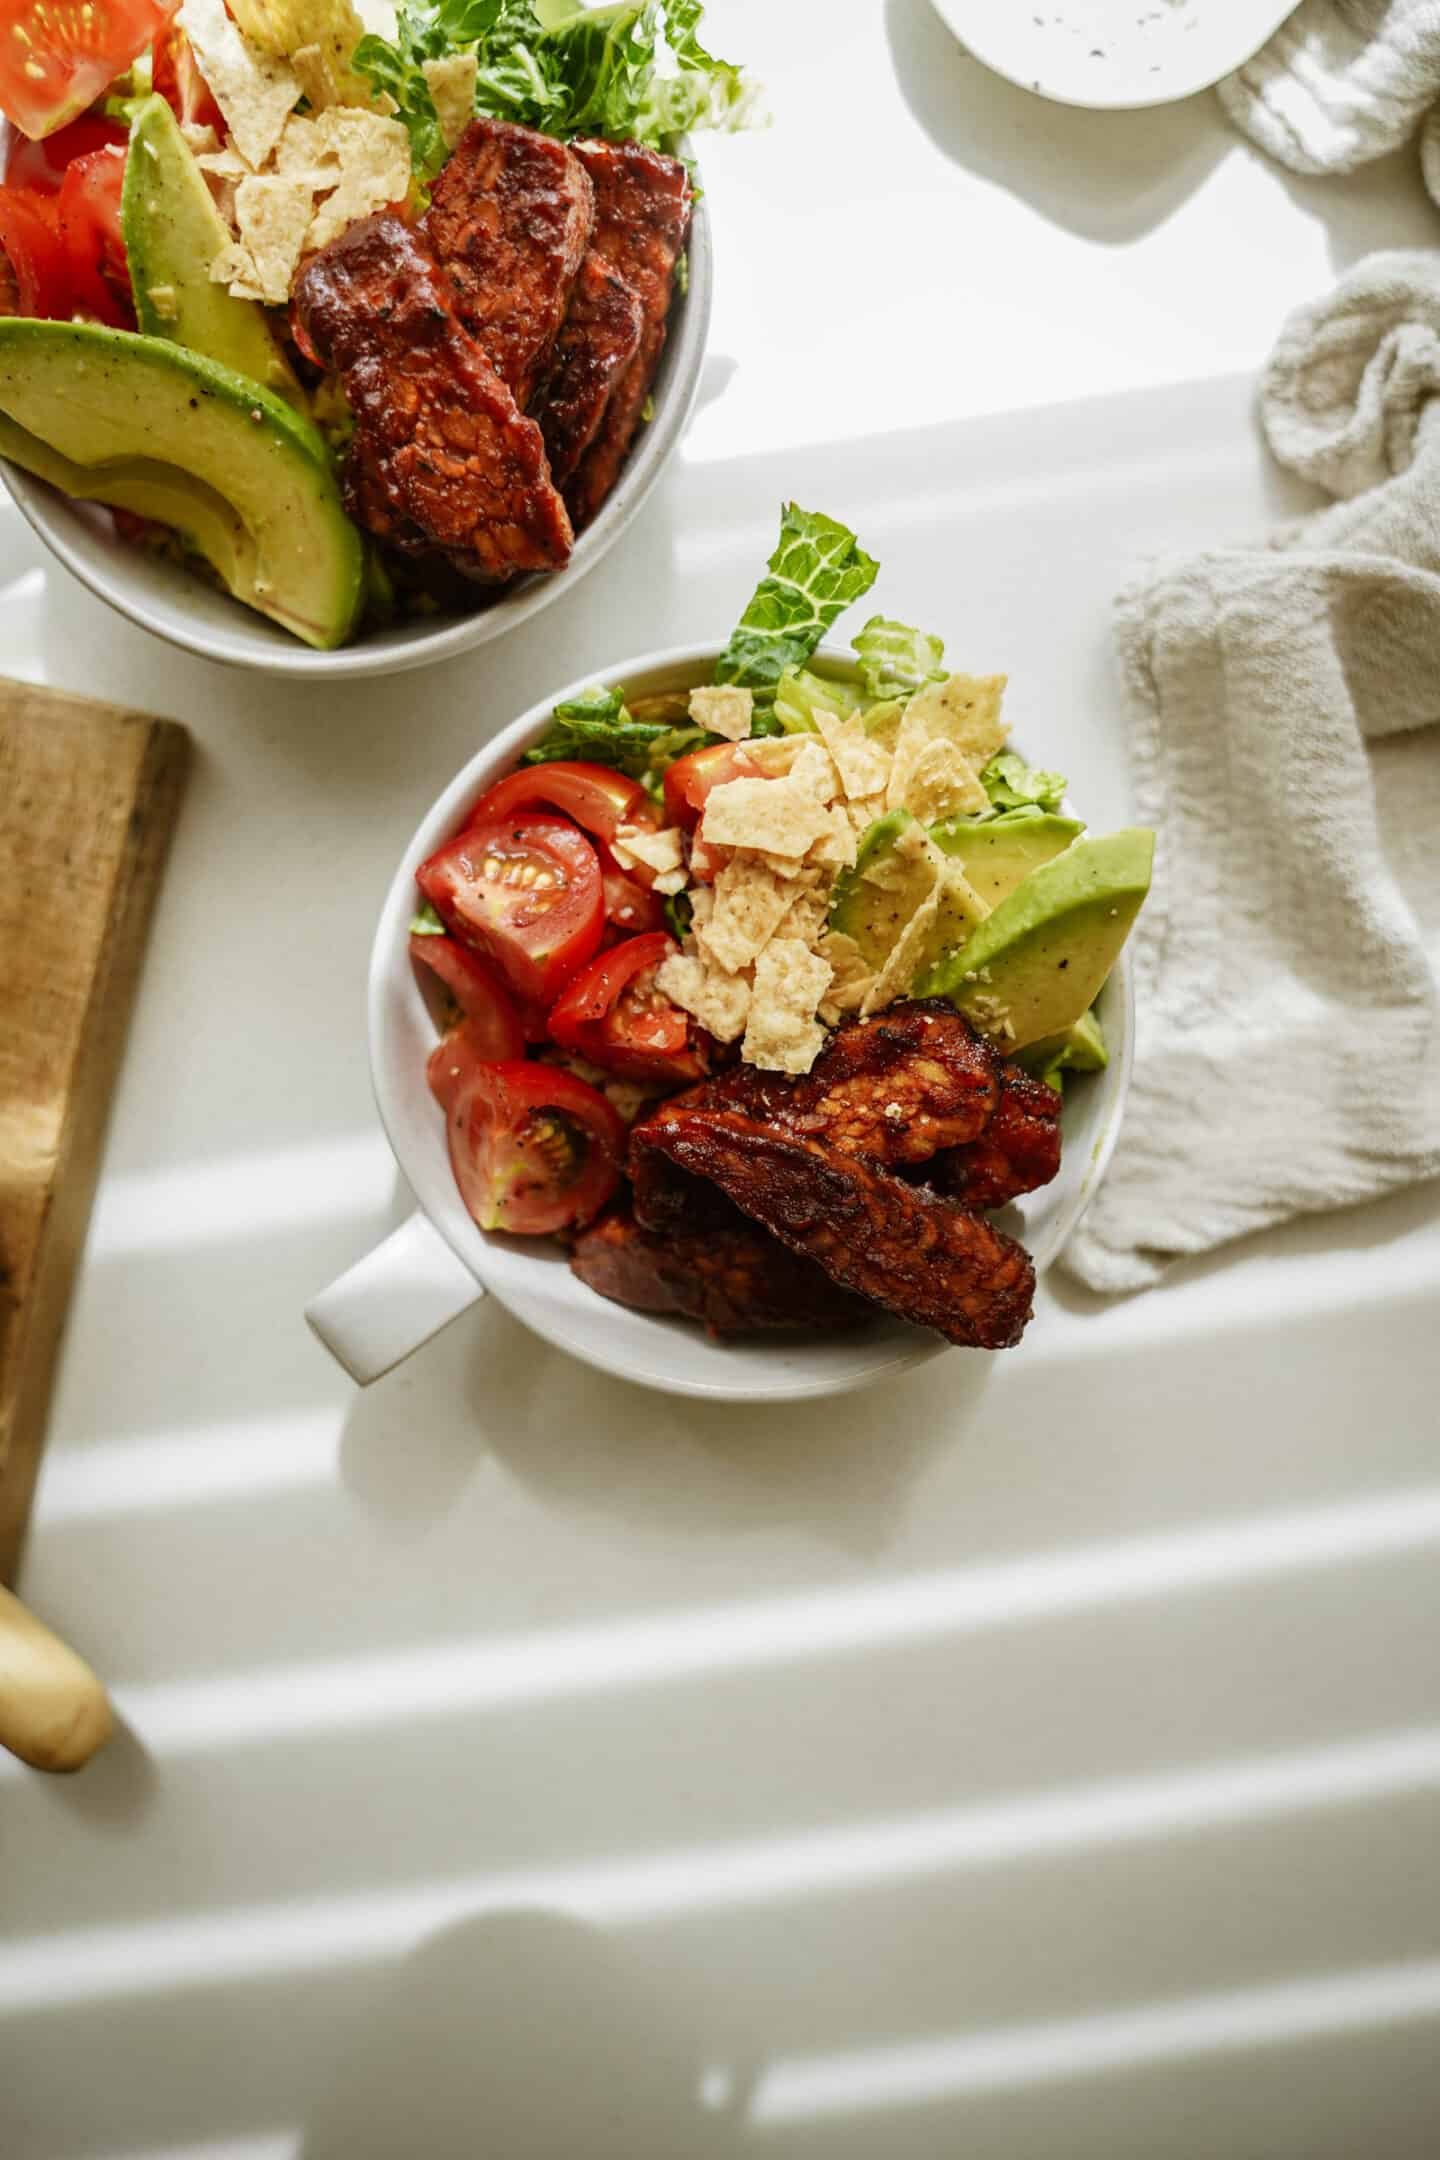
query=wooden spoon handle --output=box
[0,1584,113,1772]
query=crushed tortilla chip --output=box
[701,769,833,863]
[887,671,1007,821]
[656,951,751,1043]
[861,879,943,1018]
[180,0,301,169]
[743,940,833,1074]
[906,673,1010,763]
[181,122,222,156]
[887,731,988,821]
[698,859,805,974]
[777,886,829,946]
[805,803,858,871]
[145,283,179,321]
[423,54,478,151]
[292,40,340,109]
[817,928,874,1023]
[232,173,316,303]
[611,823,684,880]
[305,107,411,250]
[812,706,891,801]
[688,683,753,742]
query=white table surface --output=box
[4,4,1440,2154]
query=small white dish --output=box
[0,117,712,679]
[930,0,1300,111]
[306,644,1136,1402]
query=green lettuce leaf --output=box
[771,665,864,735]
[356,0,757,181]
[410,900,448,935]
[981,751,1068,814]
[852,615,946,699]
[715,504,880,698]
[523,686,711,779]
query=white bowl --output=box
[0,117,712,679]
[930,0,1300,111]
[306,644,1136,1402]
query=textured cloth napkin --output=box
[1063,250,1440,1293]
[1219,0,1440,203]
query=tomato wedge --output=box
[0,185,70,315]
[57,142,131,326]
[410,933,525,1061]
[548,932,707,1085]
[468,761,649,849]
[599,845,667,936]
[152,23,222,132]
[417,813,604,1008]
[662,742,767,832]
[446,1059,624,1236]
[0,0,178,141]
[4,114,126,195]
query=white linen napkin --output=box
[1219,0,1440,204]
[1062,249,1440,1294]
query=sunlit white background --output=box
[3,3,1440,2154]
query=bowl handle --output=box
[306,1211,484,1385]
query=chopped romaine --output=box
[410,899,448,935]
[523,686,710,780]
[852,615,946,699]
[981,750,1068,814]
[772,665,863,735]
[715,502,879,700]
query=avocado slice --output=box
[0,320,363,649]
[829,809,986,972]
[929,808,1086,908]
[918,830,1154,1052]
[122,95,307,414]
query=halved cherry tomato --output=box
[57,142,131,326]
[0,0,177,141]
[4,114,126,195]
[467,762,649,849]
[662,741,767,832]
[416,811,604,1008]
[598,843,667,936]
[410,933,525,1063]
[446,1058,624,1236]
[548,933,707,1085]
[0,185,70,315]
[152,22,222,132]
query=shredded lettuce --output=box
[715,504,880,701]
[852,615,946,700]
[663,888,693,939]
[410,900,447,935]
[523,685,710,779]
[980,751,1068,814]
[771,665,864,736]
[356,0,758,182]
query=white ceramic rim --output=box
[928,0,1300,112]
[0,123,713,680]
[365,642,1136,1402]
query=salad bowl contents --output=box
[0,0,748,666]
[308,507,1152,1399]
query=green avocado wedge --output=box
[918,829,1154,1053]
[122,95,307,413]
[929,808,1086,908]
[0,320,363,649]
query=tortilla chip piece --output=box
[817,928,874,1023]
[813,706,891,801]
[777,886,829,946]
[180,0,301,169]
[699,859,805,974]
[305,108,411,250]
[656,951,751,1044]
[423,54,478,151]
[887,731,988,822]
[233,173,316,303]
[743,939,833,1075]
[688,684,753,743]
[861,880,943,1019]
[610,823,684,881]
[907,673,1010,763]
[701,771,833,863]
[806,803,858,871]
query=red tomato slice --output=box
[410,933,525,1061]
[467,762,649,849]
[548,932,707,1085]
[446,1059,624,1236]
[0,0,177,141]
[4,114,126,194]
[57,142,131,326]
[416,811,604,1009]
[152,23,221,131]
[599,845,667,936]
[0,185,70,314]
[662,742,767,832]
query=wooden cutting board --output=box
[0,679,188,1587]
